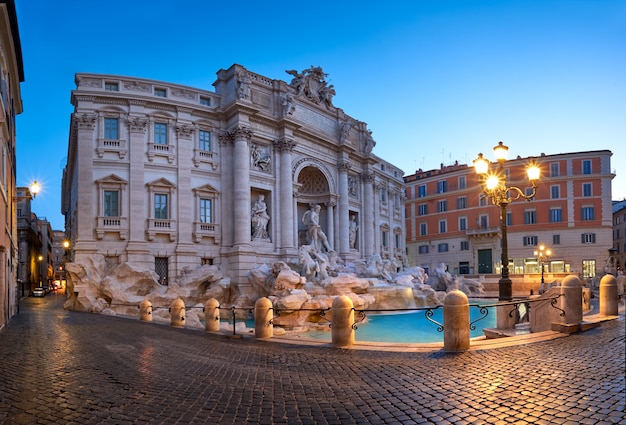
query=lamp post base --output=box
[498,277,512,301]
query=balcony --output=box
[96,138,127,159]
[192,149,218,170]
[147,142,175,164]
[146,218,176,241]
[95,216,128,240]
[192,222,221,244]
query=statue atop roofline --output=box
[286,66,335,108]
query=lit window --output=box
[199,130,211,151]
[154,123,168,145]
[104,118,119,140]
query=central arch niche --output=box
[296,166,332,247]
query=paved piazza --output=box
[0,293,624,424]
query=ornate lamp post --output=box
[473,141,540,301]
[30,180,41,198]
[534,244,552,293]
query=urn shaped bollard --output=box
[204,298,220,332]
[254,297,273,339]
[170,298,186,328]
[443,290,470,352]
[139,299,153,322]
[599,274,618,316]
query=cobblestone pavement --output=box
[0,292,624,425]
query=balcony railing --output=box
[192,149,218,169]
[96,216,129,240]
[96,138,127,159]
[146,218,176,241]
[147,142,176,164]
[192,222,221,244]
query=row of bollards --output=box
[135,273,621,352]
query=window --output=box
[155,257,169,285]
[199,198,212,223]
[523,236,538,246]
[460,241,469,251]
[479,214,489,229]
[154,123,168,145]
[581,206,595,221]
[200,96,211,106]
[104,190,119,217]
[582,160,592,175]
[418,185,426,198]
[549,208,562,223]
[154,88,167,97]
[395,233,401,249]
[199,130,211,151]
[550,162,560,177]
[438,243,449,252]
[582,183,592,197]
[418,204,428,216]
[437,200,447,212]
[380,188,387,203]
[105,81,119,91]
[459,216,467,231]
[382,230,388,247]
[201,258,214,265]
[380,164,386,171]
[550,185,560,199]
[154,194,168,219]
[506,211,512,226]
[524,210,537,225]
[479,194,488,207]
[418,245,429,254]
[420,223,427,236]
[456,196,467,209]
[582,259,595,278]
[553,234,561,245]
[439,220,447,233]
[437,180,447,193]
[458,176,466,190]
[104,117,119,140]
[581,233,596,244]
[525,187,535,199]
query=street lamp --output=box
[533,244,552,293]
[473,141,541,301]
[30,180,41,198]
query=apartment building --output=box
[405,150,614,281]
[612,199,626,273]
[62,64,406,303]
[0,0,23,328]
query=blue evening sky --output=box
[14,0,626,230]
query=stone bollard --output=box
[139,299,153,322]
[443,290,470,352]
[560,275,582,324]
[599,274,618,316]
[254,297,273,339]
[169,298,185,328]
[331,295,354,348]
[204,298,220,332]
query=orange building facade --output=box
[404,150,614,283]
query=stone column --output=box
[337,161,350,255]
[274,138,296,249]
[231,125,253,246]
[326,201,335,250]
[362,172,375,257]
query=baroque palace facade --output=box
[62,64,406,295]
[404,150,614,282]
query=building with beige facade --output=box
[62,64,406,302]
[0,0,23,329]
[404,150,614,292]
[612,199,626,274]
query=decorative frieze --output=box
[126,116,148,133]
